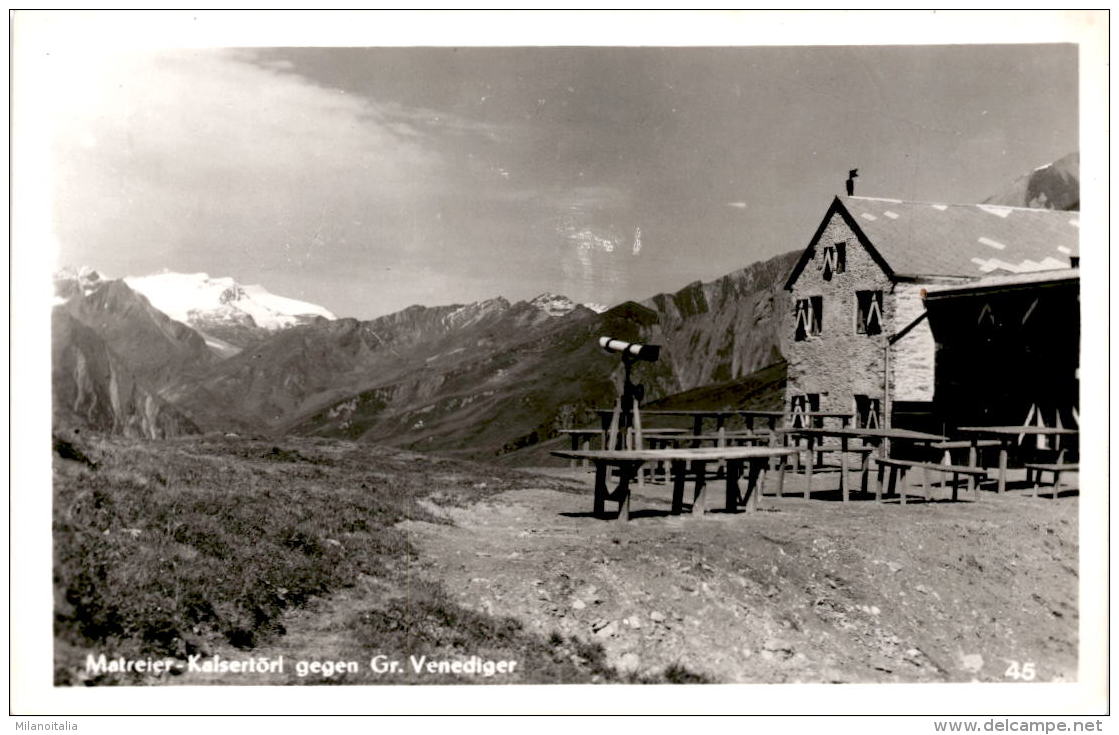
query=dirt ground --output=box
[135,458,1078,686]
[399,465,1079,684]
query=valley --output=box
[52,250,799,458]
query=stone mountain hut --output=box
[782,194,1080,433]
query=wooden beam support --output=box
[670,460,687,514]
[691,460,709,516]
[593,463,608,517]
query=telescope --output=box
[599,337,660,363]
[598,336,661,452]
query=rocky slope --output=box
[55,275,218,392]
[984,151,1079,211]
[159,250,798,456]
[289,300,675,456]
[51,251,800,454]
[52,272,219,438]
[170,294,644,451]
[641,251,797,390]
[170,296,536,434]
[52,310,199,439]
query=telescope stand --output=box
[605,354,646,486]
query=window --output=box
[809,296,822,335]
[854,395,881,429]
[794,296,824,341]
[856,290,883,336]
[820,242,846,280]
[790,393,821,429]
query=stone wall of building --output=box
[784,210,895,421]
[890,282,936,403]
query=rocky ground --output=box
[401,467,1079,683]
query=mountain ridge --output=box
[51,152,1079,454]
[154,250,797,457]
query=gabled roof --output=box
[784,197,894,290]
[785,195,1080,289]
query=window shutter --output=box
[854,395,880,429]
[978,302,997,329]
[866,293,883,335]
[791,395,806,428]
[856,290,883,336]
[866,400,880,429]
[794,300,809,341]
[822,246,836,280]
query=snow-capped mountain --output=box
[528,293,610,316]
[123,271,337,331]
[529,292,580,317]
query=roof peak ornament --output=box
[846,168,859,196]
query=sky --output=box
[33,39,1078,319]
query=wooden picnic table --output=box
[786,411,855,429]
[595,408,852,438]
[638,410,792,433]
[640,432,773,482]
[724,410,842,432]
[595,409,750,437]
[558,427,687,457]
[558,429,606,467]
[778,426,946,441]
[646,432,772,446]
[956,426,1079,494]
[550,446,799,521]
[777,426,947,502]
[929,439,1002,493]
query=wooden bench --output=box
[785,436,879,477]
[785,445,877,498]
[1024,462,1079,498]
[930,438,1001,461]
[930,439,1001,450]
[647,432,770,445]
[928,439,1000,490]
[550,447,798,521]
[874,457,988,504]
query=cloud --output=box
[555,185,631,212]
[569,228,617,253]
[56,49,439,184]
[727,201,748,209]
[46,48,454,275]
[31,47,642,317]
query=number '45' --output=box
[1005,661,1037,681]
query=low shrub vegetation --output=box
[52,433,644,685]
